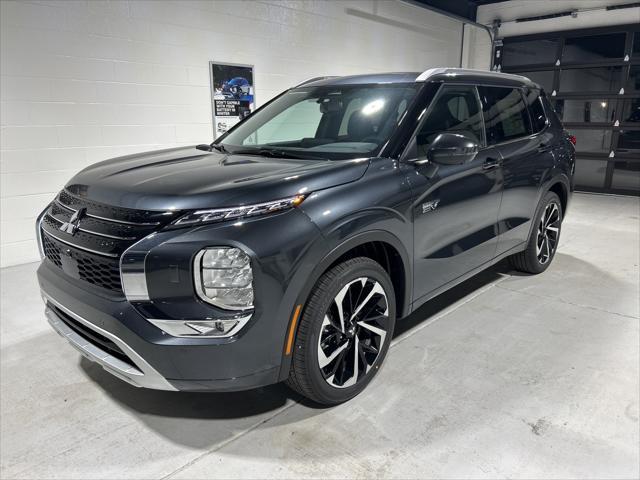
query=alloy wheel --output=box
[317,277,389,388]
[536,202,560,265]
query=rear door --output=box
[477,86,556,256]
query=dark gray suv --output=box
[37,68,575,404]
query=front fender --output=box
[276,164,415,381]
[298,163,414,315]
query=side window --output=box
[478,86,532,145]
[416,85,484,156]
[523,88,548,133]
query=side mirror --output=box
[427,133,479,165]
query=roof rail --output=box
[294,76,338,88]
[416,67,531,84]
[415,68,449,82]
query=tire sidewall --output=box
[527,192,563,272]
[303,260,396,404]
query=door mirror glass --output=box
[426,132,479,165]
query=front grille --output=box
[40,189,180,294]
[50,303,132,366]
[42,234,62,268]
[43,234,123,291]
[59,188,171,225]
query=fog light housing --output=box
[194,247,254,310]
[148,315,252,338]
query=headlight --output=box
[172,195,306,227]
[194,247,254,310]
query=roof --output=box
[296,68,538,89]
[296,72,421,87]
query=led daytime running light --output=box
[173,195,306,226]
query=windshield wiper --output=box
[233,148,327,161]
[211,143,228,154]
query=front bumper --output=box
[44,292,176,391]
[37,207,328,392]
[38,259,284,392]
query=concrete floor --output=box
[1,192,639,479]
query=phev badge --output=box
[422,200,440,214]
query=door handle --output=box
[482,157,501,170]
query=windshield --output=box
[220,83,419,160]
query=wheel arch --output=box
[523,173,571,247]
[548,179,569,215]
[277,230,413,382]
[303,230,411,319]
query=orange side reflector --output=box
[285,304,302,355]
[291,195,306,207]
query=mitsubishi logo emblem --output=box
[59,208,85,235]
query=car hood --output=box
[66,146,370,211]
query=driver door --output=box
[405,84,503,302]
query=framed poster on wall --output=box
[209,62,255,138]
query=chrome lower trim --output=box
[43,292,177,391]
[148,313,253,339]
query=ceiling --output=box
[413,0,508,21]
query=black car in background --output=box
[37,68,575,405]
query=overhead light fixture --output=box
[362,99,385,115]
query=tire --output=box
[286,257,396,405]
[508,191,563,274]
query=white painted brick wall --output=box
[1,0,476,267]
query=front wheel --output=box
[286,257,396,405]
[508,191,563,274]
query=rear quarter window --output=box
[523,88,548,133]
[478,86,533,145]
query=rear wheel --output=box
[509,191,562,274]
[286,257,396,405]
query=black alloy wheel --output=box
[287,257,396,405]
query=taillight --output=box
[568,134,577,146]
